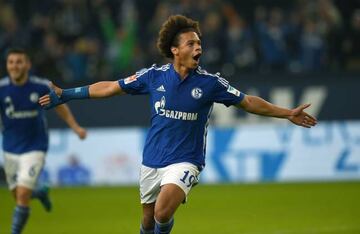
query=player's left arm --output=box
[54,104,87,139]
[235,95,317,128]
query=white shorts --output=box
[140,162,200,204]
[3,151,46,190]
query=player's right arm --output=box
[39,81,125,109]
[89,81,125,97]
[40,65,152,109]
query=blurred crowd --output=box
[1,0,360,83]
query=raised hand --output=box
[288,104,317,128]
[39,83,64,109]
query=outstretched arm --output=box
[88,81,125,98]
[55,104,87,139]
[236,95,317,128]
[39,81,125,109]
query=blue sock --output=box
[154,217,174,234]
[140,223,154,234]
[11,205,30,234]
[31,186,52,212]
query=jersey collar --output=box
[170,64,197,83]
[8,75,30,87]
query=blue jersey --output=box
[0,76,51,154]
[119,64,245,169]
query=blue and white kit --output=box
[119,64,245,170]
[0,76,51,154]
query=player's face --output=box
[6,53,31,84]
[173,31,202,69]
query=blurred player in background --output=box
[0,48,87,234]
[39,15,317,234]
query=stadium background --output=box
[1,0,360,233]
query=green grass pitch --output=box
[1,182,359,234]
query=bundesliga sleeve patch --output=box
[124,75,137,84]
[227,85,241,97]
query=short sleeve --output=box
[32,76,52,96]
[212,77,245,107]
[118,67,152,95]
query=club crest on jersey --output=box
[30,92,39,103]
[154,96,198,121]
[191,87,203,99]
[124,75,137,84]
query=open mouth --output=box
[193,53,202,62]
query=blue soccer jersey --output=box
[0,76,51,154]
[119,64,245,169]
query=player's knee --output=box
[154,208,172,223]
[16,191,31,205]
[15,186,32,205]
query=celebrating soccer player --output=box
[39,15,317,234]
[0,48,87,234]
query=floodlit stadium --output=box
[1,0,360,234]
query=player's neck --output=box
[173,63,191,80]
[11,75,28,86]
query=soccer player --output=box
[0,48,87,234]
[39,15,317,234]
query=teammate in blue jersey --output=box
[1,48,87,234]
[39,15,317,234]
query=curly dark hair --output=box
[157,15,201,59]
